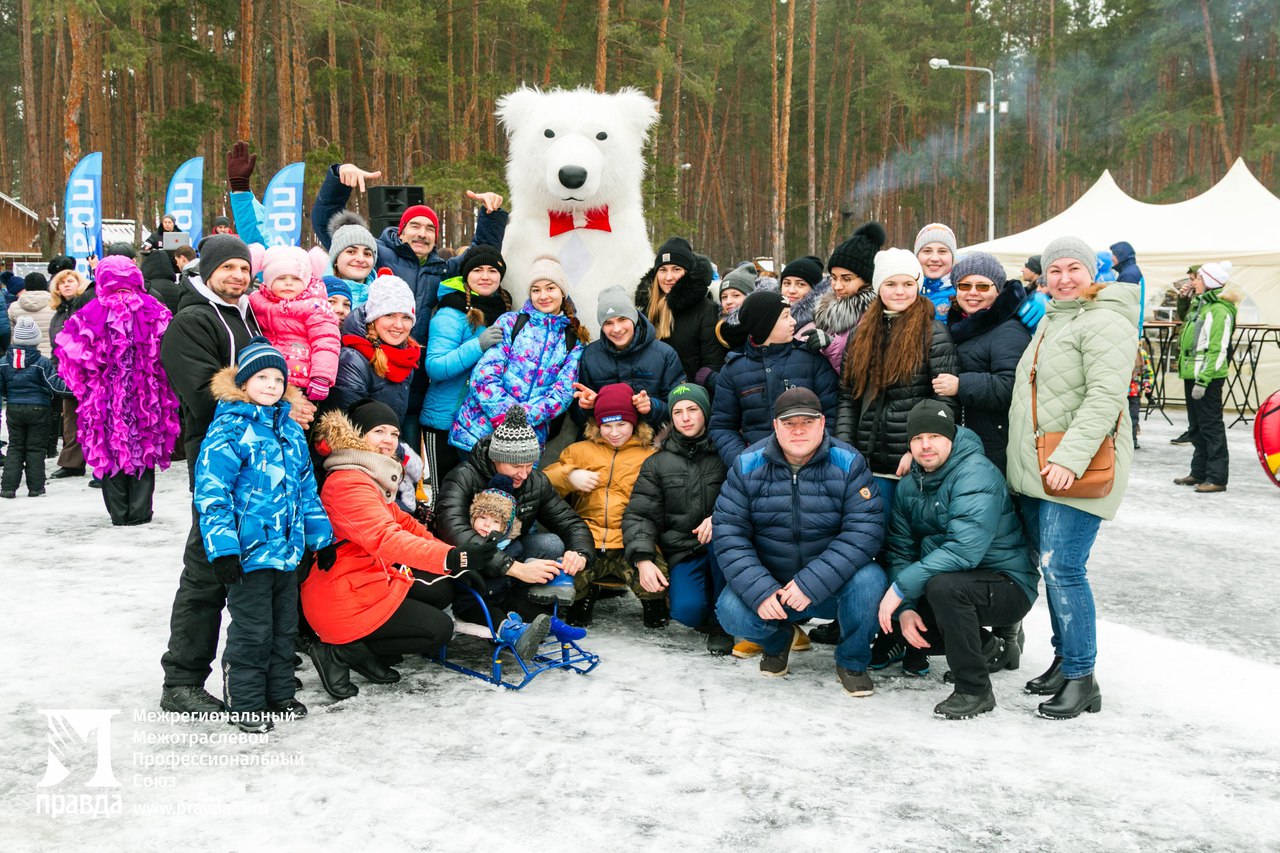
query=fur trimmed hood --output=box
[813,285,875,336]
[634,252,716,315]
[208,365,306,407]
[313,409,404,502]
[582,419,656,449]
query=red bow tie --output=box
[548,207,612,238]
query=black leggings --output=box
[362,571,455,657]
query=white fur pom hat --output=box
[363,268,416,322]
[1199,260,1233,290]
[871,248,923,292]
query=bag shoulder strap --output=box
[1029,335,1045,436]
[511,311,576,353]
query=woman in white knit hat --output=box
[450,255,590,455]
[328,271,421,429]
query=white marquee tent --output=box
[964,159,1280,412]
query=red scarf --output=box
[342,334,421,383]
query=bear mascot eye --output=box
[596,131,608,141]
[544,128,555,138]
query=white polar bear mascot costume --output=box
[496,86,660,332]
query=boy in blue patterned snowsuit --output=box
[195,338,334,732]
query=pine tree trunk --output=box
[543,0,570,87]
[773,0,796,261]
[1198,0,1233,170]
[328,22,341,146]
[594,0,609,92]
[805,0,817,252]
[237,0,255,140]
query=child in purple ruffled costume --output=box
[55,255,181,525]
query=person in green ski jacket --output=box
[1174,260,1239,493]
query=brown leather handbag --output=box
[1029,337,1118,499]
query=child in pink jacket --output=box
[248,245,341,401]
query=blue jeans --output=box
[667,551,725,629]
[1020,497,1102,679]
[716,562,887,671]
[872,476,897,515]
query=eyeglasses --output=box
[955,281,994,292]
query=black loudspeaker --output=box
[368,185,425,235]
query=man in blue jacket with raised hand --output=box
[714,387,887,696]
[876,400,1038,720]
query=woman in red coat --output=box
[302,398,494,699]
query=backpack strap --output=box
[511,311,578,353]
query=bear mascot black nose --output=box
[558,166,588,189]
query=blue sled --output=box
[432,586,600,690]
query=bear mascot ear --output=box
[610,87,660,140]
[496,86,543,137]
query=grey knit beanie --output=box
[596,285,640,326]
[914,223,958,256]
[488,404,542,465]
[327,210,379,266]
[11,316,41,347]
[950,252,1008,289]
[197,233,252,282]
[1041,236,1098,276]
[719,264,757,298]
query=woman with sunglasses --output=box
[931,252,1032,475]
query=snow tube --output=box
[1255,389,1280,487]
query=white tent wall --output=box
[965,159,1280,411]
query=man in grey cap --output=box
[570,284,686,429]
[714,387,887,696]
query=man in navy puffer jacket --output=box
[714,387,887,696]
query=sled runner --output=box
[433,587,600,690]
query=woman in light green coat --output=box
[1006,236,1138,721]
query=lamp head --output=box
[928,58,950,69]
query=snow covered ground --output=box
[2,412,1278,852]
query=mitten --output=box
[315,544,337,571]
[801,328,831,352]
[478,326,503,350]
[306,378,331,401]
[226,141,257,193]
[1191,384,1206,401]
[212,555,243,585]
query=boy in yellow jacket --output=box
[544,382,660,627]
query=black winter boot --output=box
[160,685,226,716]
[641,598,670,629]
[308,642,359,700]
[934,687,996,719]
[987,626,1022,671]
[1025,656,1065,695]
[808,620,840,645]
[564,588,598,628]
[868,631,906,670]
[1037,673,1102,719]
[705,624,734,656]
[335,641,401,684]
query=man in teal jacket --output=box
[1175,260,1239,492]
[878,401,1038,719]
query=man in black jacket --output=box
[156,234,317,715]
[436,405,593,625]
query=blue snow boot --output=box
[527,571,576,606]
[497,612,552,659]
[549,616,587,643]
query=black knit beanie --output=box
[348,398,401,435]
[827,221,887,283]
[780,255,824,287]
[734,290,790,346]
[461,243,507,282]
[198,233,252,282]
[654,236,695,272]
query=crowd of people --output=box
[1,146,1243,734]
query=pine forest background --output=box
[3,0,1279,265]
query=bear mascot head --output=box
[496,86,659,333]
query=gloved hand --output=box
[801,328,831,353]
[316,544,338,571]
[478,326,503,350]
[1191,384,1206,401]
[227,141,257,193]
[1017,292,1048,330]
[212,555,243,585]
[446,535,501,588]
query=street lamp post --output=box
[929,58,996,243]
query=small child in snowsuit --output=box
[0,317,69,498]
[195,338,334,733]
[1128,341,1154,449]
[543,382,661,628]
[248,245,341,403]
